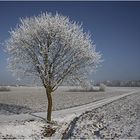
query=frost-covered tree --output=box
[6,12,101,122]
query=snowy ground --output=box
[0,120,45,139]
[0,86,136,115]
[0,88,139,139]
[63,92,140,139]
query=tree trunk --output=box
[46,88,52,122]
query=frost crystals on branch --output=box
[6,12,102,122]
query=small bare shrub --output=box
[99,83,106,91]
[0,86,11,92]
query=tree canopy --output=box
[6,12,101,90]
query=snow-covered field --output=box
[0,86,135,115]
[63,92,140,139]
[0,86,140,139]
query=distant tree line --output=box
[95,80,140,87]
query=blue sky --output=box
[0,1,140,85]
